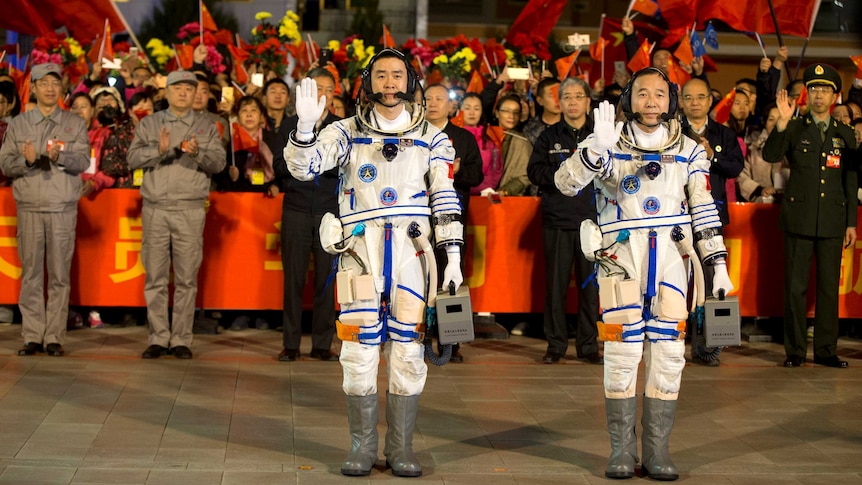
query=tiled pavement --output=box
[1,322,861,484]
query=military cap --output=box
[803,63,842,93]
[166,70,198,87]
[31,63,62,81]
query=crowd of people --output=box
[0,12,860,480]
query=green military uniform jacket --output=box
[762,114,858,238]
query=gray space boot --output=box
[341,394,379,476]
[605,397,639,479]
[383,392,422,477]
[641,397,679,481]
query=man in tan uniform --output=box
[128,70,226,359]
[0,63,89,357]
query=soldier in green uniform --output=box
[763,64,858,368]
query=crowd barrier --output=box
[1,188,861,317]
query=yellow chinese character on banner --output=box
[265,221,282,271]
[0,216,22,279]
[109,217,145,283]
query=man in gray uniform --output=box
[128,70,226,359]
[0,63,89,357]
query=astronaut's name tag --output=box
[251,169,265,185]
[661,154,675,163]
[826,154,841,169]
[47,139,65,152]
[398,139,413,147]
[85,148,97,175]
[133,168,144,186]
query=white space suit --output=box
[556,111,729,481]
[284,79,461,477]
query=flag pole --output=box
[792,38,809,81]
[625,0,636,19]
[97,19,108,64]
[228,122,235,167]
[199,1,204,45]
[109,1,154,73]
[599,13,606,83]
[755,33,768,59]
[766,0,792,78]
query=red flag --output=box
[173,44,195,70]
[352,77,363,100]
[232,123,258,152]
[712,89,736,125]
[19,70,31,112]
[627,40,652,73]
[630,0,659,17]
[200,1,218,32]
[555,52,578,81]
[589,17,666,84]
[506,0,568,44]
[589,38,610,63]
[673,32,694,66]
[0,0,53,37]
[28,0,125,43]
[380,25,395,49]
[450,110,465,127]
[697,0,822,39]
[656,0,698,31]
[666,57,690,86]
[466,70,485,94]
[102,21,114,61]
[796,87,808,108]
[851,54,862,79]
[227,44,250,63]
[234,61,249,86]
[486,125,505,148]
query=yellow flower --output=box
[461,47,476,63]
[252,26,260,36]
[255,11,272,21]
[67,39,83,58]
[328,40,341,51]
[432,54,449,65]
[362,46,375,67]
[352,39,366,60]
[505,49,515,61]
[146,38,164,50]
[286,11,299,22]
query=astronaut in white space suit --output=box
[284,48,462,478]
[555,67,734,481]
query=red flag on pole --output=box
[505,0,568,44]
[555,51,578,81]
[173,44,195,70]
[697,0,822,38]
[712,89,736,125]
[380,25,395,49]
[232,123,259,152]
[200,1,218,32]
[627,40,652,73]
[466,70,486,94]
[589,38,610,63]
[673,31,694,66]
[629,0,659,17]
[851,54,862,79]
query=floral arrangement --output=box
[507,32,551,64]
[31,32,87,83]
[245,10,302,76]
[431,47,476,83]
[174,22,226,75]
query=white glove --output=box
[442,246,463,292]
[479,187,497,197]
[319,212,345,254]
[295,77,327,136]
[590,100,624,154]
[711,259,734,298]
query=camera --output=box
[319,48,332,66]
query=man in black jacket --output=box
[679,78,744,366]
[273,68,342,362]
[425,84,484,362]
[527,77,601,365]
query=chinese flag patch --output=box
[448,162,455,179]
[704,173,711,191]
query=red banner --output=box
[1,188,861,317]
